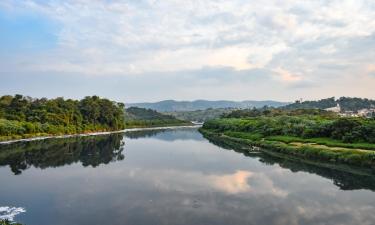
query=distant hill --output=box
[127,100,289,112]
[125,107,178,120]
[283,97,375,112]
[125,107,191,127]
[165,108,234,122]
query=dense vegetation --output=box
[166,108,234,122]
[283,97,375,112]
[222,107,337,118]
[124,107,192,128]
[201,109,375,167]
[204,116,375,144]
[0,95,125,141]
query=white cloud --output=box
[0,206,26,221]
[1,0,372,75]
[1,0,375,100]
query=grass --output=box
[223,131,263,141]
[200,128,375,168]
[266,136,375,150]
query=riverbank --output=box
[0,124,200,145]
[199,128,375,168]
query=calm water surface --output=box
[1,127,375,225]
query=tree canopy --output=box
[0,95,125,138]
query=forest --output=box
[0,95,125,140]
[204,115,375,144]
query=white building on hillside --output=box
[357,108,375,118]
[325,103,341,113]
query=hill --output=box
[0,95,125,141]
[283,97,375,112]
[165,108,234,122]
[127,100,289,112]
[125,107,192,128]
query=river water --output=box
[1,127,375,225]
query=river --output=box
[1,127,375,225]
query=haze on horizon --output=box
[1,0,375,103]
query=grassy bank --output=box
[201,128,375,191]
[200,111,375,168]
[199,128,375,168]
[224,131,375,150]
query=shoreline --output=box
[0,125,201,145]
[199,128,375,169]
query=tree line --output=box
[283,97,375,112]
[124,107,191,128]
[204,110,375,144]
[0,95,125,139]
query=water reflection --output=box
[203,132,375,192]
[0,134,125,175]
[0,128,200,175]
[125,127,203,141]
[1,128,375,225]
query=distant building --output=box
[357,108,375,118]
[340,111,358,117]
[325,103,341,113]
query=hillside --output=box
[125,107,192,128]
[127,100,289,112]
[0,95,125,141]
[283,97,375,112]
[165,108,234,122]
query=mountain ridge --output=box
[126,100,289,112]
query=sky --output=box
[0,0,375,103]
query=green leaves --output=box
[0,95,126,139]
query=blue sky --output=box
[1,0,375,103]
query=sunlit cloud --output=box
[273,67,302,83]
[210,170,252,194]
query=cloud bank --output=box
[0,0,375,101]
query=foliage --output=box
[0,95,125,139]
[222,107,338,119]
[166,108,234,122]
[283,97,375,112]
[124,107,191,128]
[203,115,375,144]
[201,109,375,167]
[200,128,375,168]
